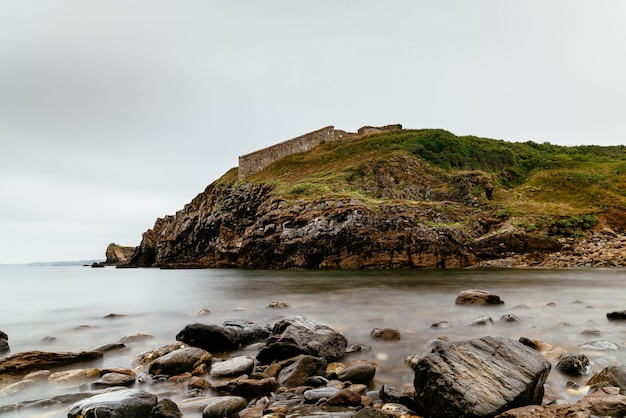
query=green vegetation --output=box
[226,128,626,238]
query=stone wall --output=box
[238,124,402,180]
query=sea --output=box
[2,265,626,416]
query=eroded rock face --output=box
[104,243,136,265]
[413,336,551,418]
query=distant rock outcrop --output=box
[105,243,136,266]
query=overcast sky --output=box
[1,1,625,264]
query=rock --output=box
[277,355,327,388]
[304,386,341,402]
[0,350,103,378]
[119,333,153,343]
[328,388,362,406]
[413,336,551,418]
[380,383,418,411]
[150,398,183,418]
[370,327,401,340]
[257,316,347,364]
[93,343,127,353]
[48,368,100,383]
[148,347,212,377]
[579,339,619,350]
[607,310,626,320]
[176,320,270,353]
[0,330,7,340]
[467,315,494,326]
[67,388,157,418]
[500,313,521,323]
[555,353,591,376]
[337,361,376,385]
[430,320,451,328]
[0,338,8,354]
[354,406,387,418]
[267,301,290,308]
[132,342,187,368]
[201,396,248,418]
[210,355,255,377]
[455,289,505,305]
[92,372,136,388]
[213,376,278,399]
[380,402,417,417]
[587,365,626,393]
[104,243,136,265]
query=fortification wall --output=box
[238,126,335,179]
[237,124,402,180]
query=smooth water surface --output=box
[1,266,626,415]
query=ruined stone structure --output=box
[238,124,401,180]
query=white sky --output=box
[1,1,625,263]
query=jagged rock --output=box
[455,289,505,305]
[257,316,347,364]
[587,365,626,393]
[413,336,551,418]
[176,320,270,353]
[277,355,327,387]
[0,350,103,378]
[337,361,376,385]
[370,327,401,340]
[150,398,183,418]
[104,243,136,265]
[210,355,255,377]
[148,347,211,377]
[555,353,591,376]
[380,384,418,411]
[67,388,157,418]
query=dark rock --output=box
[354,406,387,418]
[103,313,127,319]
[337,361,376,385]
[150,398,182,418]
[587,365,626,394]
[346,342,371,353]
[305,375,329,387]
[201,396,248,418]
[379,383,418,411]
[257,316,347,364]
[277,355,327,387]
[607,310,626,320]
[93,343,127,353]
[68,388,157,418]
[176,320,270,353]
[455,289,504,305]
[0,330,7,340]
[370,327,401,340]
[518,337,537,350]
[92,372,136,388]
[413,336,551,418]
[556,353,591,376]
[148,347,211,377]
[212,376,278,399]
[0,350,103,378]
[0,338,8,355]
[328,388,362,406]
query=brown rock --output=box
[0,350,103,380]
[370,328,401,341]
[455,289,505,305]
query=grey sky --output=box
[1,1,625,263]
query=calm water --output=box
[2,266,626,416]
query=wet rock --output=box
[380,383,418,411]
[92,372,136,388]
[455,289,504,305]
[607,310,626,320]
[579,339,619,350]
[150,398,183,418]
[370,327,401,340]
[48,368,100,384]
[380,402,417,417]
[354,406,387,418]
[337,361,376,385]
[304,386,341,402]
[132,342,187,369]
[67,388,157,418]
[176,320,270,353]
[267,301,290,308]
[0,350,103,378]
[500,313,521,323]
[413,336,551,418]
[201,396,248,418]
[257,316,348,364]
[0,338,8,355]
[467,315,494,326]
[210,355,255,377]
[328,388,362,406]
[148,347,212,377]
[277,354,327,387]
[555,353,591,376]
[587,365,626,393]
[94,343,127,353]
[119,333,153,343]
[213,376,278,399]
[430,320,451,328]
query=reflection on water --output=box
[2,266,626,414]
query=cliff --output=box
[126,128,626,269]
[105,243,136,266]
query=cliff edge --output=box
[125,127,626,269]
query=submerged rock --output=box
[176,320,270,353]
[455,289,505,305]
[413,336,550,418]
[0,350,103,378]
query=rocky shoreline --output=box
[3,290,626,417]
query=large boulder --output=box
[455,289,505,305]
[413,336,550,418]
[256,316,347,364]
[176,320,270,353]
[67,388,157,418]
[0,350,103,378]
[148,347,211,377]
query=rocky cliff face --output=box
[127,172,559,269]
[105,243,136,265]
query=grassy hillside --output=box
[237,129,626,238]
